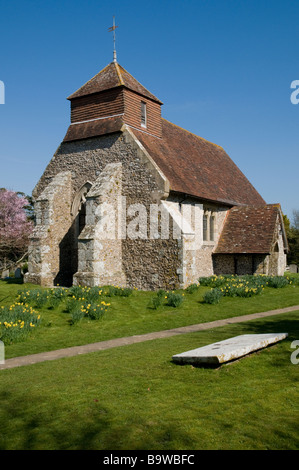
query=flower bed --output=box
[199,274,293,304]
[18,285,113,325]
[0,302,41,344]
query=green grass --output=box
[0,277,298,449]
[1,278,299,359]
[286,272,299,284]
[0,312,298,450]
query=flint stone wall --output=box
[73,162,126,287]
[268,215,287,276]
[212,214,286,277]
[25,171,72,286]
[28,127,285,289]
[30,130,182,289]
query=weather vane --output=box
[108,16,118,63]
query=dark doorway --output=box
[54,182,91,286]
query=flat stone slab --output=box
[172,333,288,366]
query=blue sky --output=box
[0,0,298,221]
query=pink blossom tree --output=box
[0,189,33,269]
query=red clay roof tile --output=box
[214,205,280,254]
[67,62,162,104]
[63,115,124,142]
[131,119,265,206]
[64,63,266,206]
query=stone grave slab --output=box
[172,333,288,366]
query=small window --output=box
[203,214,208,241]
[141,101,147,128]
[210,215,215,241]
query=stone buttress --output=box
[25,172,72,286]
[73,162,126,287]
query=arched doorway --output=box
[71,182,92,238]
[54,182,92,287]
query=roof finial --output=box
[108,16,118,63]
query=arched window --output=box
[71,182,92,235]
[78,198,87,234]
[210,215,215,241]
[203,208,216,242]
[203,214,208,241]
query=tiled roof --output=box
[63,115,124,142]
[64,62,265,206]
[67,62,162,103]
[63,116,265,206]
[131,119,265,206]
[214,204,281,254]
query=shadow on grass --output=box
[0,278,24,285]
[0,389,110,450]
[0,389,194,450]
[239,317,299,342]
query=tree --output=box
[0,189,33,270]
[292,209,299,231]
[16,191,34,221]
[284,210,299,266]
[283,214,290,233]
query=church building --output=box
[25,57,288,289]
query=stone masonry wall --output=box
[31,129,181,290]
[179,200,229,286]
[25,172,72,286]
[73,162,126,287]
[268,214,287,276]
[213,254,268,276]
[30,127,267,289]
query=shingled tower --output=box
[65,62,163,141]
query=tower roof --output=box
[67,61,162,104]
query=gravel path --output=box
[0,304,298,370]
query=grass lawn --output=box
[0,312,298,450]
[0,277,299,359]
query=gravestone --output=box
[14,268,23,279]
[172,333,288,366]
[289,264,298,273]
[1,269,9,279]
